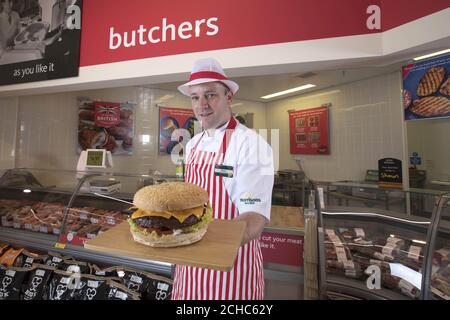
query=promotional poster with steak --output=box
[0,0,82,86]
[159,107,197,155]
[403,53,450,120]
[78,97,135,155]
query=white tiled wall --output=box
[265,72,405,182]
[407,119,450,182]
[0,97,18,170]
[13,86,266,176]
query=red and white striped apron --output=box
[172,117,265,300]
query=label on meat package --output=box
[325,229,336,237]
[147,279,172,300]
[408,246,422,261]
[90,218,99,224]
[386,237,402,245]
[130,275,143,284]
[343,260,355,270]
[354,228,365,238]
[39,226,48,233]
[431,287,450,300]
[106,217,116,225]
[5,270,16,277]
[80,213,88,220]
[24,223,33,230]
[88,280,99,288]
[1,218,12,227]
[13,222,21,229]
[374,252,394,261]
[335,246,348,262]
[382,243,396,256]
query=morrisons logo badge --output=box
[240,192,261,205]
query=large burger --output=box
[128,182,212,247]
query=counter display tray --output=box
[84,219,246,272]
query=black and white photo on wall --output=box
[0,0,82,85]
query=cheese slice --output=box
[131,205,204,223]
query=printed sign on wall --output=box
[289,105,330,155]
[403,53,450,120]
[78,97,135,155]
[159,107,197,155]
[260,232,304,267]
[0,0,82,85]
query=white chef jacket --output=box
[185,120,274,220]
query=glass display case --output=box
[321,181,448,219]
[426,194,450,300]
[0,168,182,276]
[317,190,450,300]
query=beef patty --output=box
[134,214,200,230]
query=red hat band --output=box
[189,71,229,82]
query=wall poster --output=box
[289,105,330,155]
[78,97,135,155]
[403,53,450,120]
[0,0,82,86]
[159,107,197,156]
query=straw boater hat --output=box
[178,58,239,96]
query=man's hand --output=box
[234,212,268,245]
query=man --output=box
[172,58,274,300]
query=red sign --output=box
[79,0,449,67]
[78,98,135,155]
[289,105,330,155]
[95,102,120,127]
[159,107,197,155]
[58,233,87,247]
[260,232,304,267]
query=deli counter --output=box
[0,168,305,300]
[316,188,450,300]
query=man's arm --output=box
[234,211,268,245]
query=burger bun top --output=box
[133,182,208,211]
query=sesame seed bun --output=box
[133,182,208,211]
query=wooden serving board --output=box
[84,220,246,272]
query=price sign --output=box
[86,149,106,168]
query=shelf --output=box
[0,226,172,276]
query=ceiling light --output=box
[261,84,316,99]
[413,49,450,61]
[23,189,31,193]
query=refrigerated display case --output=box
[317,190,450,300]
[0,168,177,276]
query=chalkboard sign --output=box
[378,158,402,188]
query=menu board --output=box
[403,53,450,120]
[77,97,135,155]
[159,107,198,155]
[378,158,403,188]
[289,105,330,155]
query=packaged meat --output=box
[0,248,24,267]
[22,264,56,300]
[14,251,47,268]
[145,274,173,300]
[78,275,110,300]
[59,259,90,274]
[106,280,140,300]
[0,266,32,300]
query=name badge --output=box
[214,165,234,178]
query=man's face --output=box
[189,82,232,130]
